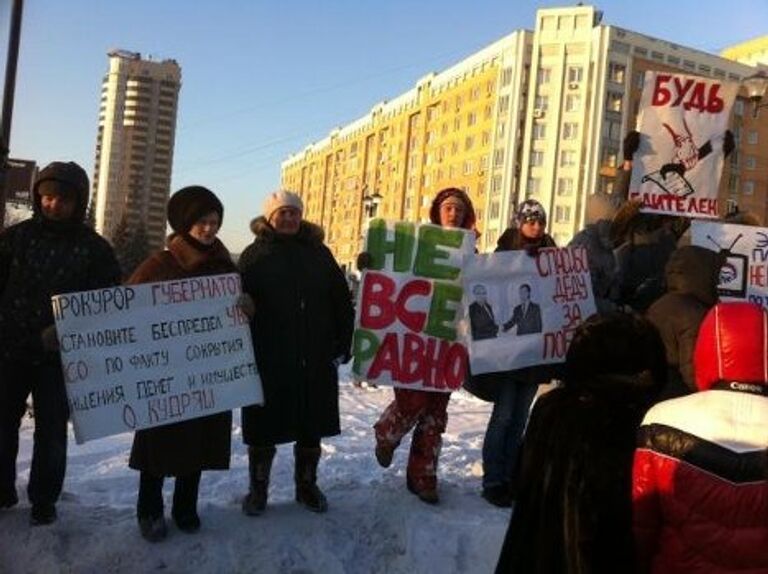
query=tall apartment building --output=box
[92,49,181,250]
[281,5,767,268]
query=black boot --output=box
[242,446,276,516]
[172,472,201,533]
[137,472,167,542]
[294,445,327,513]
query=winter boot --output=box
[172,472,201,533]
[242,446,276,516]
[30,502,57,526]
[294,445,328,513]
[406,476,439,505]
[137,472,166,541]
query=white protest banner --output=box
[629,71,738,219]
[352,219,475,392]
[52,273,263,443]
[461,247,596,375]
[691,221,768,307]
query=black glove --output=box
[356,251,372,271]
[623,131,640,161]
[660,162,686,180]
[723,130,735,158]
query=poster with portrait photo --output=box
[460,247,596,375]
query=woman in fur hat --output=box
[372,187,477,504]
[128,186,240,542]
[239,190,354,516]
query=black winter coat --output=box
[569,221,620,314]
[0,216,121,363]
[127,235,237,476]
[240,218,354,445]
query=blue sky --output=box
[3,0,767,251]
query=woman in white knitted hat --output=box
[239,190,354,515]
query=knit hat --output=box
[263,190,303,220]
[167,186,224,233]
[33,161,90,221]
[429,187,476,230]
[516,199,547,225]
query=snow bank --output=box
[0,369,510,573]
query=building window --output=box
[527,177,540,196]
[746,156,757,170]
[501,67,514,87]
[454,117,462,131]
[603,147,618,167]
[565,94,581,112]
[743,181,755,195]
[470,86,480,101]
[484,104,493,119]
[567,66,583,83]
[534,95,549,111]
[481,131,490,146]
[530,150,544,166]
[560,150,576,167]
[479,154,488,170]
[463,160,474,175]
[491,174,502,193]
[467,111,477,126]
[563,122,579,140]
[489,200,500,219]
[608,62,626,83]
[498,95,510,114]
[748,130,759,145]
[493,149,505,168]
[537,68,551,85]
[734,100,745,116]
[607,92,623,112]
[496,122,506,138]
[465,135,475,151]
[557,178,574,196]
[532,123,547,140]
[555,205,572,223]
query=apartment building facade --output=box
[92,50,181,250]
[282,5,766,268]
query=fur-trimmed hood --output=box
[249,216,325,245]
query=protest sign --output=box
[461,247,596,375]
[691,221,768,308]
[52,273,263,443]
[352,219,475,392]
[629,71,738,218]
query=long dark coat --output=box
[128,235,236,476]
[496,383,646,573]
[239,217,354,446]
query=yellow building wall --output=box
[282,63,501,270]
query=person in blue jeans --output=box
[478,200,557,507]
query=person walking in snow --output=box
[127,186,242,542]
[0,162,121,525]
[371,187,477,504]
[239,190,354,516]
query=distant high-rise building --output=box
[93,49,181,250]
[282,5,767,267]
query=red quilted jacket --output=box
[633,302,768,573]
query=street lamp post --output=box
[0,0,24,230]
[743,71,768,118]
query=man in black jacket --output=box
[0,162,121,525]
[469,284,498,341]
[502,284,542,335]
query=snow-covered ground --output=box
[0,368,511,574]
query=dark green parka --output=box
[240,217,354,445]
